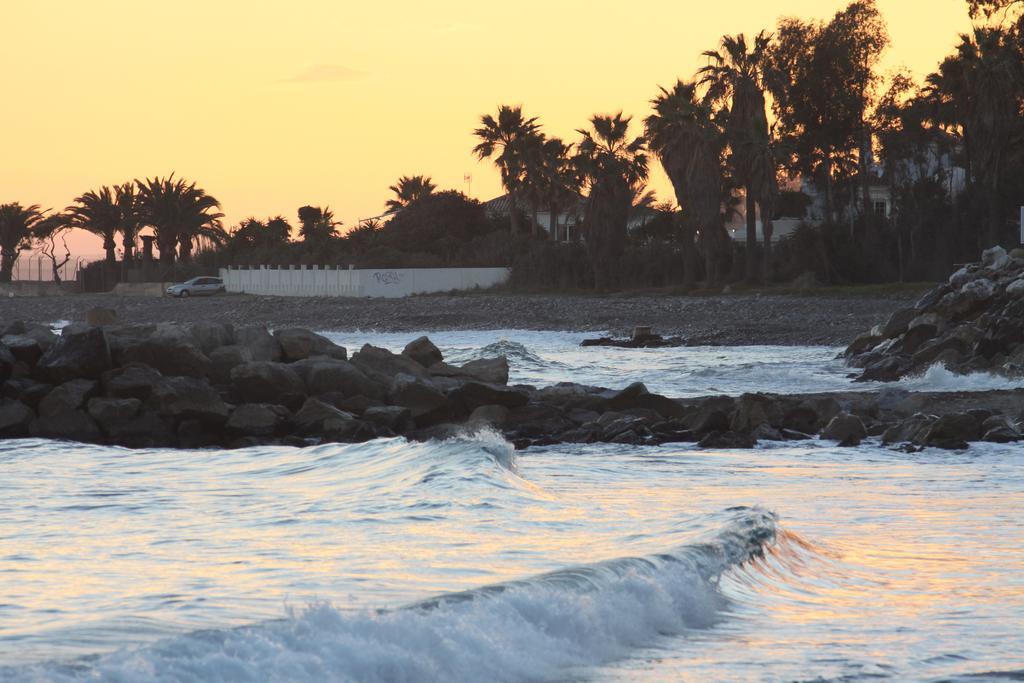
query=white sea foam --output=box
[4,509,776,683]
[892,363,1024,392]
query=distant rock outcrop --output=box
[845,246,1024,382]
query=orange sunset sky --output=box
[1,0,973,257]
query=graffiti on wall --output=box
[372,271,404,285]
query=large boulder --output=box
[104,411,177,448]
[459,357,509,385]
[102,364,163,400]
[352,344,431,384]
[449,381,528,412]
[117,326,211,378]
[149,377,229,424]
[86,397,142,431]
[36,325,112,383]
[235,326,282,362]
[387,373,453,425]
[38,379,98,418]
[981,415,1022,443]
[208,345,254,385]
[226,403,289,436]
[821,412,867,446]
[402,336,443,368]
[881,413,937,445]
[29,410,103,442]
[273,328,347,362]
[189,322,235,354]
[362,405,413,433]
[1,335,43,366]
[289,357,384,399]
[0,399,34,437]
[230,361,306,407]
[292,396,350,432]
[0,344,14,382]
[1,378,52,408]
[922,413,980,449]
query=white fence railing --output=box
[219,265,509,298]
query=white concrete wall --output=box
[219,266,509,298]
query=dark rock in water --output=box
[581,334,685,348]
[403,336,443,368]
[352,344,430,384]
[291,397,368,441]
[457,357,510,385]
[102,364,162,401]
[387,374,453,425]
[881,307,917,339]
[36,326,112,383]
[1,378,52,409]
[922,413,980,449]
[0,399,34,437]
[881,413,937,445]
[698,430,757,449]
[980,414,1022,443]
[467,404,510,428]
[0,343,16,383]
[273,328,347,362]
[821,412,867,445]
[290,357,383,400]
[235,326,282,362]
[177,419,221,448]
[38,379,98,418]
[730,393,786,433]
[150,377,229,424]
[450,381,528,412]
[605,382,649,411]
[230,362,306,408]
[30,410,103,442]
[226,403,289,436]
[86,397,142,430]
[363,405,414,432]
[690,408,731,437]
[856,356,910,383]
[105,411,177,448]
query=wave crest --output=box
[8,508,779,683]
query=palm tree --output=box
[386,175,436,213]
[522,137,581,241]
[0,203,45,282]
[297,205,340,244]
[645,80,727,289]
[64,186,122,267]
[472,105,541,235]
[575,113,649,291]
[699,31,775,283]
[134,175,223,266]
[116,182,141,262]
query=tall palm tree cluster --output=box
[472,0,1024,287]
[1,175,225,281]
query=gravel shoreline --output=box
[1,290,921,346]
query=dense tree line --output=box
[3,0,1022,290]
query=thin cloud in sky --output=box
[280,64,366,84]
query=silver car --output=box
[166,277,226,298]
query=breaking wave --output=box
[3,508,779,683]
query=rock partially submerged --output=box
[846,246,1024,382]
[581,326,686,349]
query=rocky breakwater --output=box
[846,246,1024,382]
[2,319,1021,452]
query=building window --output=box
[873,200,887,217]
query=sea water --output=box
[1,333,1022,682]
